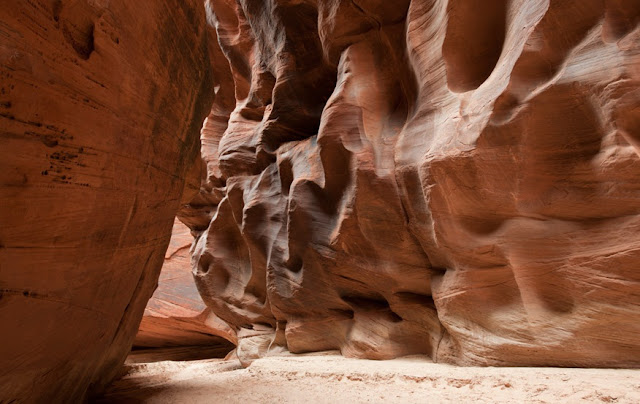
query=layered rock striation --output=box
[187,0,640,367]
[0,1,215,401]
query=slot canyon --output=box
[1,0,639,402]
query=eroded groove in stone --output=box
[442,0,508,93]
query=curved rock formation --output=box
[189,0,640,367]
[0,1,214,401]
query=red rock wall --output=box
[0,1,215,401]
[188,0,640,367]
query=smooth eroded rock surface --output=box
[0,1,214,401]
[188,0,640,367]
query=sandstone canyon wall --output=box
[187,0,640,367]
[0,1,215,401]
[2,0,640,401]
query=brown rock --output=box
[0,0,215,401]
[189,0,640,367]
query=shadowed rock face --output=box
[187,0,640,367]
[0,0,214,401]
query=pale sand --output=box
[98,352,640,403]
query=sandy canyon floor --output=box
[97,352,639,403]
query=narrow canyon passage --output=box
[130,219,234,363]
[1,0,640,402]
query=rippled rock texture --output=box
[189,0,640,367]
[0,1,214,401]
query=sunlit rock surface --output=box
[0,1,214,401]
[187,0,640,367]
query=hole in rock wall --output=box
[130,218,234,364]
